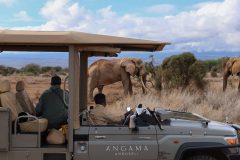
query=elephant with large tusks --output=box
[88,58,150,100]
[223,58,240,92]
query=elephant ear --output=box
[226,58,237,71]
[120,59,136,76]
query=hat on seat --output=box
[0,80,11,93]
[16,81,25,92]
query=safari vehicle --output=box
[0,30,240,160]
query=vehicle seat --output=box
[16,81,36,115]
[0,80,48,133]
[0,80,23,121]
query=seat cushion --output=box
[0,80,11,93]
[0,92,23,121]
[19,118,48,133]
[16,91,36,115]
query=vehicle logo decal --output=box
[106,145,149,156]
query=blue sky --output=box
[0,0,223,27]
[0,0,240,67]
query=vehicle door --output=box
[88,125,158,160]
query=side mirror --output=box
[129,115,137,130]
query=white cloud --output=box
[14,11,32,21]
[146,4,175,14]
[8,0,240,52]
[0,0,16,6]
[98,5,116,19]
[39,0,92,30]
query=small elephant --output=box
[223,58,240,92]
[88,58,148,100]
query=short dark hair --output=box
[94,93,106,106]
[51,75,61,86]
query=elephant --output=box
[223,58,240,92]
[88,58,149,100]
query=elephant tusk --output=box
[140,76,152,93]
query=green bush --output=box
[0,64,65,76]
[159,52,207,90]
[21,64,41,76]
[6,67,17,75]
[0,65,7,76]
[204,60,219,71]
[161,52,196,89]
[210,66,218,77]
[154,67,162,91]
[202,58,228,75]
[63,68,69,72]
[41,66,53,73]
[53,66,63,72]
[0,65,18,76]
[189,61,207,89]
[41,66,63,74]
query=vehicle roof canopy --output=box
[0,30,169,55]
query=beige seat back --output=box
[16,81,36,115]
[0,80,23,121]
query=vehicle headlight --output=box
[224,137,239,145]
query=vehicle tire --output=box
[186,155,218,160]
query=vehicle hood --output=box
[161,119,237,136]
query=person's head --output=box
[51,75,61,86]
[94,93,106,107]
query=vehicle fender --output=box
[174,142,230,160]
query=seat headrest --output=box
[0,80,11,93]
[16,81,25,92]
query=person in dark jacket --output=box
[36,75,68,129]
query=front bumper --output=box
[229,124,240,160]
[229,154,240,160]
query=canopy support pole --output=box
[79,51,88,112]
[68,45,80,152]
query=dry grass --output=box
[109,89,240,123]
[108,75,240,124]
[1,74,240,123]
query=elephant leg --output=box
[122,80,130,96]
[122,74,131,96]
[129,79,133,95]
[97,85,104,93]
[238,77,240,93]
[223,72,230,92]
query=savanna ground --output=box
[1,73,240,123]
